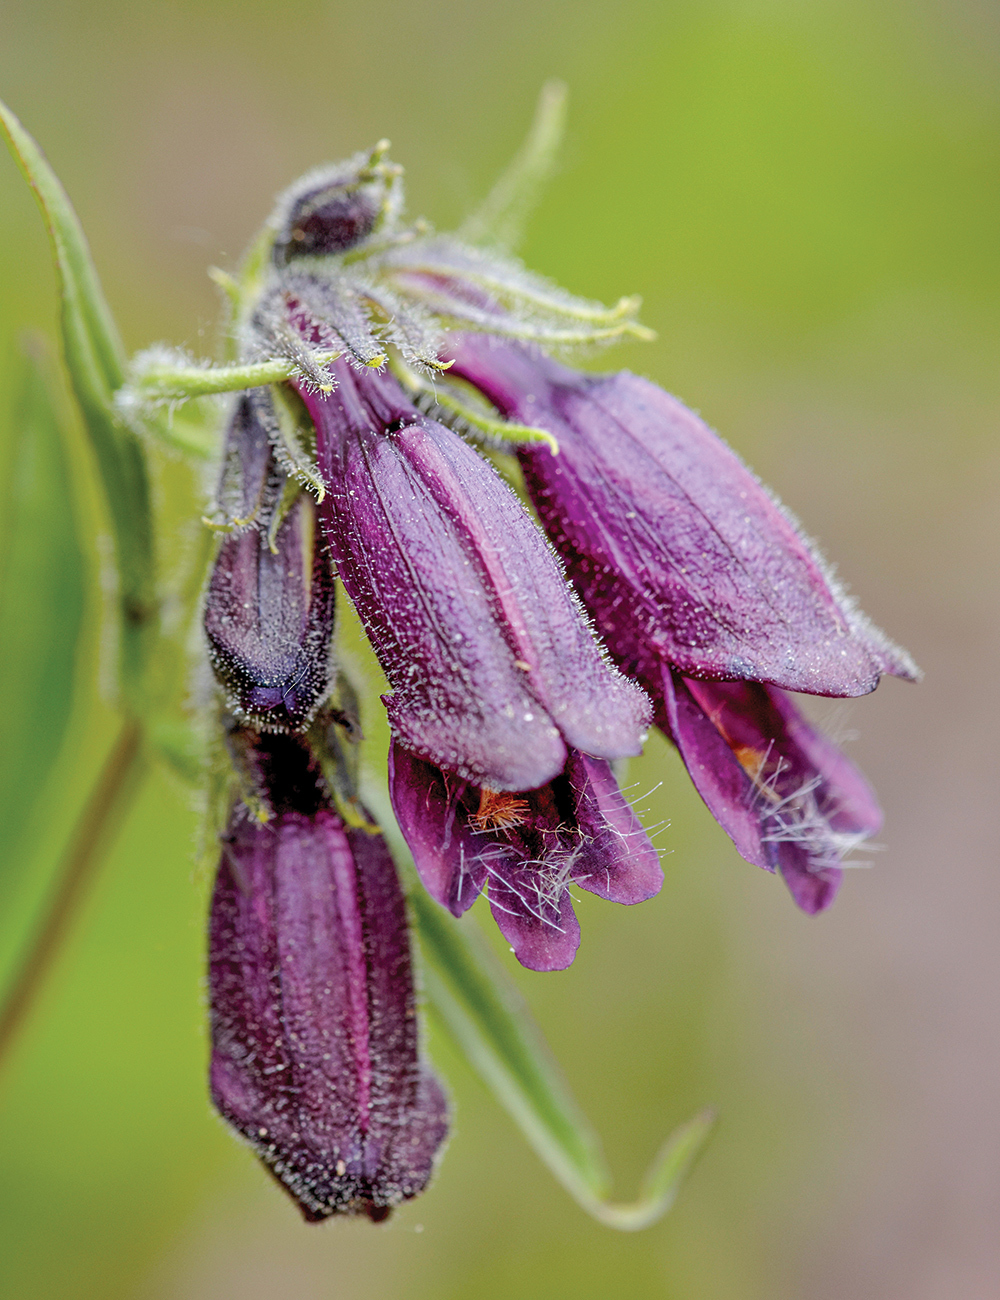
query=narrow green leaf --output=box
[410,890,715,1230]
[0,340,86,902]
[411,890,609,1198]
[459,81,569,250]
[1,98,156,706]
[585,1109,716,1231]
[0,100,124,403]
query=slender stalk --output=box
[0,719,146,1069]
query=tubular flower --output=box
[295,361,650,792]
[187,126,916,1068]
[443,337,918,910]
[3,78,923,1231]
[209,728,449,1221]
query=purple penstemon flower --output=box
[206,140,915,953]
[193,138,919,1192]
[388,742,663,971]
[4,88,918,1231]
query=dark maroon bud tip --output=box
[274,186,380,264]
[271,152,400,266]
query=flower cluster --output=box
[196,142,915,1217]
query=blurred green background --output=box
[1,1,997,1297]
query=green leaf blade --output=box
[411,887,714,1230]
[1,98,156,705]
[459,81,569,250]
[0,100,124,402]
[0,341,86,903]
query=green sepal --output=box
[120,348,345,409]
[390,357,560,454]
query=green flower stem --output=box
[0,720,147,1072]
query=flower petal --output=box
[563,750,664,905]
[389,740,661,962]
[658,668,880,913]
[388,741,488,917]
[487,860,581,972]
[299,362,649,791]
[448,338,918,698]
[210,804,449,1221]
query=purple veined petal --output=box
[388,742,488,917]
[446,336,919,699]
[210,804,449,1222]
[297,360,650,792]
[657,666,881,913]
[487,859,582,972]
[563,749,664,905]
[204,492,336,732]
[389,739,662,967]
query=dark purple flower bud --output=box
[446,338,918,699]
[389,740,663,971]
[656,670,882,912]
[296,361,651,793]
[204,394,336,733]
[271,149,401,267]
[205,495,335,731]
[210,739,448,1221]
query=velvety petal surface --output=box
[209,805,449,1221]
[204,493,335,732]
[447,337,918,698]
[487,861,582,972]
[298,361,649,791]
[657,669,882,913]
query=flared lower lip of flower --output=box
[656,669,882,913]
[389,741,664,971]
[296,359,651,792]
[210,804,449,1220]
